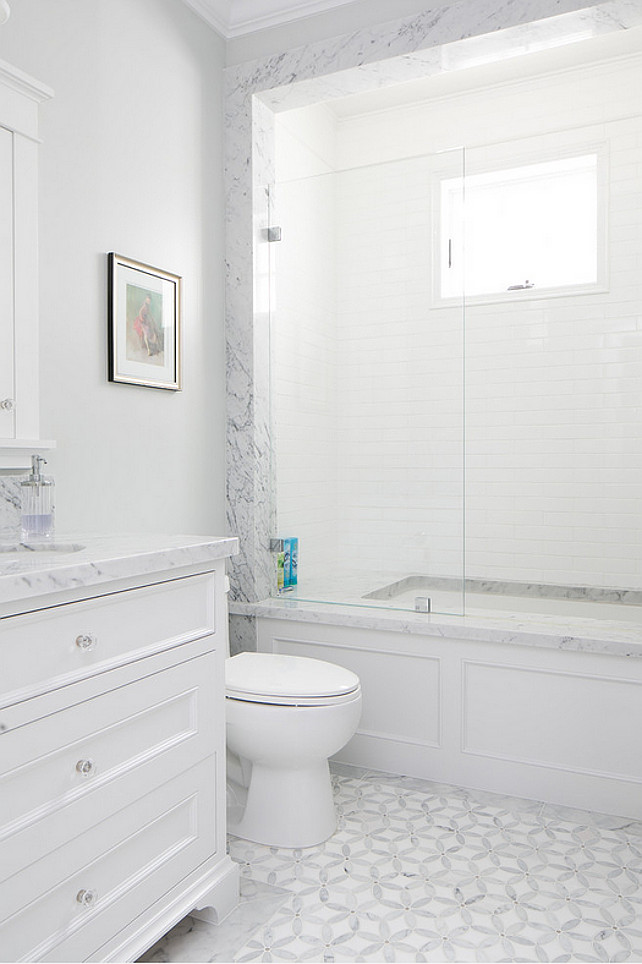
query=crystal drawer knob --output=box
[76,889,98,908]
[0,398,14,411]
[75,633,97,651]
[76,759,96,777]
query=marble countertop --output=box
[0,534,238,614]
[231,590,642,660]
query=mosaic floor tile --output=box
[146,766,642,963]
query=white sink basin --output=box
[0,542,86,554]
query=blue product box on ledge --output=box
[281,537,298,590]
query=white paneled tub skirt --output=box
[255,610,642,819]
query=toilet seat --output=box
[226,652,361,707]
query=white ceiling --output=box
[181,0,360,38]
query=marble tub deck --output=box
[231,568,642,661]
[141,763,642,963]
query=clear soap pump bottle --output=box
[21,454,54,542]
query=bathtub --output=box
[362,573,642,624]
[233,577,642,820]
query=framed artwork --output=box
[108,253,182,390]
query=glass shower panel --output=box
[463,137,642,623]
[268,149,465,616]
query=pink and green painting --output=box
[125,284,164,366]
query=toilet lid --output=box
[225,652,360,703]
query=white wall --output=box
[273,41,642,589]
[0,0,226,535]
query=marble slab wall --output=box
[224,0,639,650]
[0,477,21,540]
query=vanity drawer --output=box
[0,757,217,963]
[0,572,217,706]
[0,649,220,882]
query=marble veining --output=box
[253,0,642,114]
[229,611,260,655]
[230,592,642,660]
[224,0,642,648]
[364,574,642,606]
[0,533,238,614]
[139,763,642,963]
[0,476,21,539]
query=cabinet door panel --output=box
[0,572,218,707]
[0,650,218,880]
[0,757,217,963]
[0,125,14,439]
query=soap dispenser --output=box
[21,455,54,542]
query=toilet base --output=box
[227,757,337,848]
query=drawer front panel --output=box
[0,572,217,707]
[0,757,217,963]
[0,650,219,881]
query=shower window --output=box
[439,150,606,302]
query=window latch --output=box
[507,280,535,290]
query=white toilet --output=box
[225,652,362,848]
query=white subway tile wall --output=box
[273,49,642,592]
[272,165,339,573]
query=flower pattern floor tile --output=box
[145,765,642,963]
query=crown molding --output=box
[182,0,357,38]
[0,56,54,102]
[228,0,358,36]
[182,0,231,36]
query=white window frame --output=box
[431,133,609,308]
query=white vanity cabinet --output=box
[0,559,239,963]
[0,58,54,465]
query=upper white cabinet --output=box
[0,58,54,468]
[0,124,13,437]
